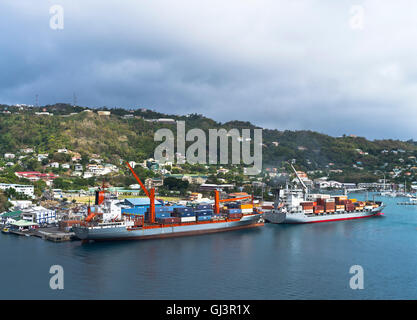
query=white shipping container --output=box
[241,208,253,214]
[181,216,196,222]
[364,206,373,210]
[303,209,313,214]
[316,194,331,199]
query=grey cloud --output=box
[1,0,417,139]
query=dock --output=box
[8,227,77,242]
[397,202,417,205]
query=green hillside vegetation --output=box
[0,103,416,185]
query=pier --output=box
[9,227,76,242]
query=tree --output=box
[0,191,11,212]
[163,177,189,193]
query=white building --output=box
[0,183,35,198]
[37,154,49,161]
[21,206,56,224]
[9,200,33,209]
[4,153,15,159]
[20,148,34,154]
[49,162,60,168]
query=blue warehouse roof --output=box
[124,198,163,206]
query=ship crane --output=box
[289,162,308,200]
[126,162,156,224]
[213,190,253,214]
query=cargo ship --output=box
[263,164,385,224]
[73,163,263,242]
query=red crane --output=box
[213,190,253,214]
[126,162,156,224]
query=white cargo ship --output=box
[263,164,385,224]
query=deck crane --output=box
[126,161,156,224]
[213,190,253,214]
[289,162,308,200]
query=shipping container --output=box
[240,204,253,209]
[197,215,212,221]
[227,208,242,214]
[196,204,212,210]
[172,211,195,217]
[180,216,196,222]
[156,217,181,224]
[174,207,194,213]
[195,209,214,216]
[241,208,253,214]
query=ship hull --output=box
[73,214,263,241]
[264,206,384,224]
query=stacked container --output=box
[324,198,335,213]
[345,203,355,211]
[301,201,314,214]
[313,205,324,214]
[146,206,172,220]
[239,203,254,214]
[194,204,214,222]
[156,217,181,224]
[172,207,196,222]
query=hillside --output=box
[1,103,416,182]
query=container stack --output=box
[324,198,335,213]
[345,203,355,211]
[172,207,196,222]
[145,206,172,221]
[301,202,314,214]
[225,208,243,219]
[354,201,365,211]
[239,203,254,214]
[313,205,324,214]
[194,204,214,222]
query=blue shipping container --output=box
[196,204,211,210]
[174,207,194,213]
[172,211,195,217]
[195,210,214,216]
[228,208,242,214]
[197,215,212,221]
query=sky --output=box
[1,1,417,140]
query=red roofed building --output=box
[15,172,58,185]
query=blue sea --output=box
[1,193,417,299]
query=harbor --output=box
[1,193,416,300]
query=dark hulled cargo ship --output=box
[73,163,263,242]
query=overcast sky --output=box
[1,1,417,140]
